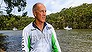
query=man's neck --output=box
[34,20,44,31]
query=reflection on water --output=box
[0,33,8,51]
[0,30,22,52]
[0,30,92,52]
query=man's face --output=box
[34,4,46,23]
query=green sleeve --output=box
[28,36,31,52]
[52,33,58,52]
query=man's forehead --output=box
[35,5,46,11]
[37,4,46,9]
[33,3,46,11]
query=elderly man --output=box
[22,2,61,52]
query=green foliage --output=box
[0,3,92,30]
[4,0,27,15]
[46,3,92,29]
[0,15,34,30]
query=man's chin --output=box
[41,20,45,23]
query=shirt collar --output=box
[32,21,47,31]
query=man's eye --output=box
[40,10,46,12]
[40,10,43,12]
[45,10,46,12]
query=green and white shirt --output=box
[22,22,61,52]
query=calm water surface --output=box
[0,29,92,52]
[0,30,22,52]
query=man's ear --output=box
[33,11,36,17]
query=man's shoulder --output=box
[23,22,33,32]
[46,22,53,27]
[46,22,54,29]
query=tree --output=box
[4,0,27,15]
[47,3,92,29]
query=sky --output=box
[0,0,92,17]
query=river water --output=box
[0,29,92,52]
[0,30,22,52]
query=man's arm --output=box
[22,29,30,52]
[51,27,61,52]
